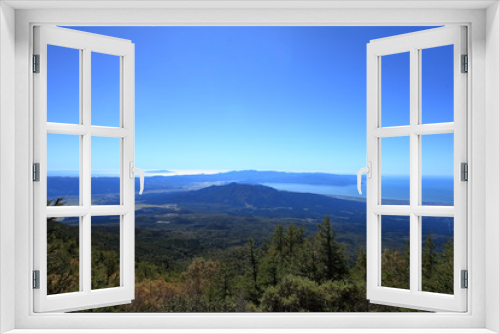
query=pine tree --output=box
[270,225,285,257]
[381,241,410,290]
[422,233,438,292]
[245,238,261,303]
[435,238,454,294]
[284,224,305,273]
[316,216,348,282]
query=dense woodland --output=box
[47,197,454,313]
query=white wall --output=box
[0,2,16,333]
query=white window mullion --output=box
[78,48,84,292]
[413,123,454,135]
[46,124,130,137]
[409,47,419,295]
[373,205,455,217]
[83,48,91,209]
[82,47,92,295]
[415,47,423,293]
[82,214,91,294]
[366,42,380,298]
[372,126,411,137]
[121,45,136,296]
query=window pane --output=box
[381,52,410,127]
[381,215,410,290]
[421,133,454,206]
[47,45,80,124]
[91,52,120,127]
[91,136,121,205]
[47,216,80,295]
[91,215,121,290]
[47,133,80,206]
[381,136,410,205]
[421,217,454,294]
[421,45,454,124]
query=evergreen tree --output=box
[381,241,410,290]
[270,225,285,257]
[422,234,438,292]
[434,238,454,295]
[260,247,281,287]
[316,216,348,281]
[350,248,367,283]
[245,238,261,303]
[284,224,306,274]
[300,237,320,282]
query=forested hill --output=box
[138,182,366,219]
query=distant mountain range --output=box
[139,182,365,220]
[47,170,357,198]
[142,170,356,192]
[155,169,356,186]
[47,169,452,206]
[145,170,173,174]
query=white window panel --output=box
[33,26,137,313]
[366,26,467,312]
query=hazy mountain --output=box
[47,170,357,198]
[151,170,356,186]
[139,182,365,219]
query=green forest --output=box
[47,197,454,312]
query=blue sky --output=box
[47,26,454,176]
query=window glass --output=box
[91,215,121,290]
[91,136,121,205]
[421,45,454,124]
[47,133,80,206]
[381,215,410,290]
[421,133,454,206]
[421,216,454,294]
[47,45,80,124]
[381,136,410,205]
[47,216,80,295]
[91,52,121,127]
[381,52,410,127]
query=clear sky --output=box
[47,26,454,176]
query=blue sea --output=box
[47,172,454,206]
[265,176,454,206]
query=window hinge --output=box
[33,270,40,289]
[33,163,40,182]
[461,162,468,182]
[33,54,40,73]
[461,54,468,73]
[461,270,468,289]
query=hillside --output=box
[139,182,365,219]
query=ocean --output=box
[265,175,454,205]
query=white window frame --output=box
[1,1,499,333]
[366,26,467,312]
[33,26,136,313]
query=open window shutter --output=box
[365,26,467,312]
[33,26,136,312]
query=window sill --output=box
[4,330,498,334]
